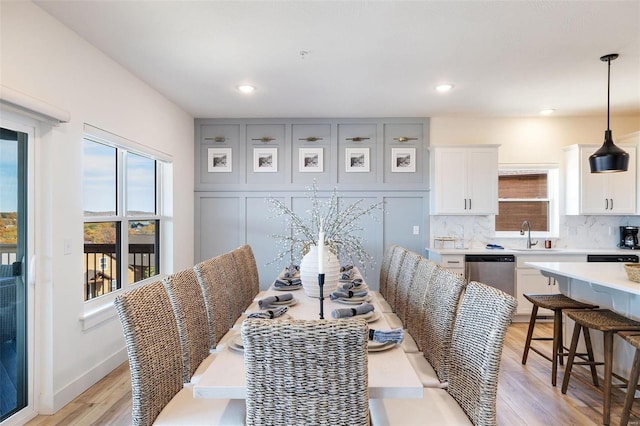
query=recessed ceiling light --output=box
[435,84,454,93]
[539,109,555,116]
[237,84,256,94]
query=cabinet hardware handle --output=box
[464,199,467,210]
[252,137,276,143]
[448,261,461,264]
[468,198,471,210]
[346,137,370,142]
[610,198,613,210]
[299,137,323,142]
[393,137,417,143]
[605,198,609,210]
[204,136,226,143]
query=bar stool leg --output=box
[522,304,539,365]
[552,309,563,386]
[621,349,640,426]
[583,327,600,387]
[562,322,582,394]
[603,331,614,425]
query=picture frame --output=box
[253,148,278,172]
[299,147,324,173]
[345,147,370,173]
[207,148,232,172]
[391,147,416,173]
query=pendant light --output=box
[589,53,629,173]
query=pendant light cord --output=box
[606,56,611,132]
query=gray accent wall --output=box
[195,118,430,290]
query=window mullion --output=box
[119,150,128,288]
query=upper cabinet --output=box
[565,144,637,215]
[430,145,499,215]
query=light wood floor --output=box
[24,322,640,425]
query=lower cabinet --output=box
[428,253,465,278]
[515,254,586,317]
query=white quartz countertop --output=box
[525,261,640,296]
[427,247,639,256]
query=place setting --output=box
[331,302,380,324]
[367,328,404,353]
[258,293,298,308]
[329,288,372,305]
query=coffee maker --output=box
[619,226,640,249]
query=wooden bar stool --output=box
[521,293,597,386]
[561,309,640,425]
[619,332,640,426]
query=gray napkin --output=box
[248,306,289,319]
[369,328,404,344]
[331,302,374,319]
[274,278,302,288]
[340,279,364,290]
[258,293,293,309]
[282,265,300,278]
[329,289,368,300]
[340,269,355,280]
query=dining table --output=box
[192,271,424,400]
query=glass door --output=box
[0,127,28,421]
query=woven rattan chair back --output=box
[447,281,517,426]
[113,281,183,426]
[194,255,234,347]
[420,265,465,382]
[405,257,439,351]
[163,267,211,383]
[394,249,422,326]
[242,318,370,426]
[378,244,397,299]
[231,244,260,308]
[385,246,408,311]
[218,251,247,322]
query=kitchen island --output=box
[525,261,640,378]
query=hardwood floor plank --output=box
[24,322,640,425]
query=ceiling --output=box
[34,1,640,119]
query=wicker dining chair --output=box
[393,249,422,327]
[242,318,370,426]
[162,267,215,384]
[384,246,408,312]
[231,244,262,308]
[114,281,245,426]
[370,281,517,426]
[377,244,398,312]
[194,255,235,347]
[404,257,438,352]
[218,251,248,323]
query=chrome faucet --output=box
[520,220,538,249]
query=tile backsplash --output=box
[430,215,639,250]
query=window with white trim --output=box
[494,166,559,237]
[82,136,165,301]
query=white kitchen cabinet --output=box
[515,254,585,317]
[427,252,465,278]
[430,145,499,215]
[565,144,637,215]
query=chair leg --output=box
[603,331,614,425]
[558,310,564,367]
[562,322,582,394]
[522,304,539,365]
[621,349,640,426]
[552,309,562,386]
[583,327,599,387]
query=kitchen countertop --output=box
[426,247,639,256]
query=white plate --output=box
[271,298,298,307]
[368,341,396,352]
[246,312,292,320]
[334,294,372,305]
[338,311,379,323]
[273,284,302,291]
[228,335,244,353]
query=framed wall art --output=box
[391,147,416,173]
[345,147,370,173]
[207,148,232,172]
[299,147,323,173]
[253,148,278,173]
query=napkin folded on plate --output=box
[331,302,374,319]
[258,293,293,309]
[340,264,354,272]
[369,328,404,344]
[274,278,302,288]
[340,269,355,280]
[340,279,364,290]
[282,265,300,278]
[329,289,368,300]
[248,306,289,319]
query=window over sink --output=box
[494,165,558,237]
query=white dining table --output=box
[193,275,424,400]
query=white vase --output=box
[299,245,340,298]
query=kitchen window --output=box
[82,128,167,302]
[494,166,558,237]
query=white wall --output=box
[429,116,640,249]
[1,1,194,415]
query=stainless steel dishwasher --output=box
[464,254,516,296]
